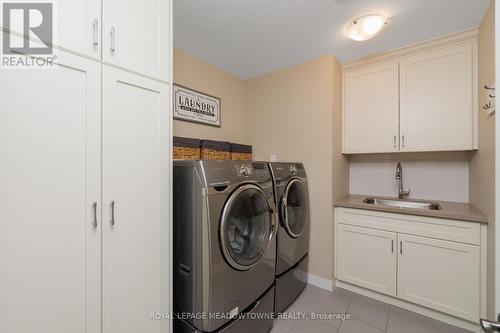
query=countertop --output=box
[334,194,488,224]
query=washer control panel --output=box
[240,164,252,177]
[233,162,270,179]
[234,163,253,178]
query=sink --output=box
[362,197,442,211]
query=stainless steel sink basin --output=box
[362,197,442,211]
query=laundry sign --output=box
[174,85,221,127]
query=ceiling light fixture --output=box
[347,14,388,41]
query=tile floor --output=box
[271,285,472,333]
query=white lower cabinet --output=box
[102,65,170,333]
[335,208,483,324]
[336,225,397,296]
[397,234,480,322]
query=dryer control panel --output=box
[269,162,307,182]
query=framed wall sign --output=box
[173,84,221,127]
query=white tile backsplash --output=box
[349,152,470,203]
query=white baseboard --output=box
[306,273,333,291]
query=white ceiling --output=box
[173,0,490,80]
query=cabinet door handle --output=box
[92,18,99,46]
[393,135,397,149]
[110,200,115,226]
[402,135,405,148]
[110,26,116,52]
[400,241,403,255]
[92,201,98,229]
[391,239,394,253]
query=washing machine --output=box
[269,162,310,313]
[173,160,277,333]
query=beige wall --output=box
[470,0,496,319]
[245,56,347,281]
[174,49,346,281]
[173,48,248,143]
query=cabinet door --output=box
[398,234,480,321]
[57,0,101,58]
[400,44,476,151]
[1,0,101,59]
[336,224,397,296]
[0,52,101,333]
[102,0,170,81]
[102,65,170,333]
[343,62,399,154]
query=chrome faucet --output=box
[395,162,410,199]
[480,314,500,332]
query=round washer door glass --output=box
[283,179,309,238]
[221,185,273,270]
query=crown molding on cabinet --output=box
[341,27,479,71]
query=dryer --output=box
[269,162,310,313]
[173,160,277,333]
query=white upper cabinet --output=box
[342,31,478,154]
[1,0,171,80]
[1,0,101,59]
[400,44,476,151]
[343,63,399,154]
[57,0,102,59]
[103,0,170,81]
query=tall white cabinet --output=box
[0,52,102,333]
[102,67,170,333]
[0,1,172,333]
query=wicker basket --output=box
[173,136,200,160]
[200,140,231,160]
[230,143,253,161]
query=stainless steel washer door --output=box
[281,179,309,238]
[220,184,276,271]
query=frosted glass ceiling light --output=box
[348,14,388,41]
